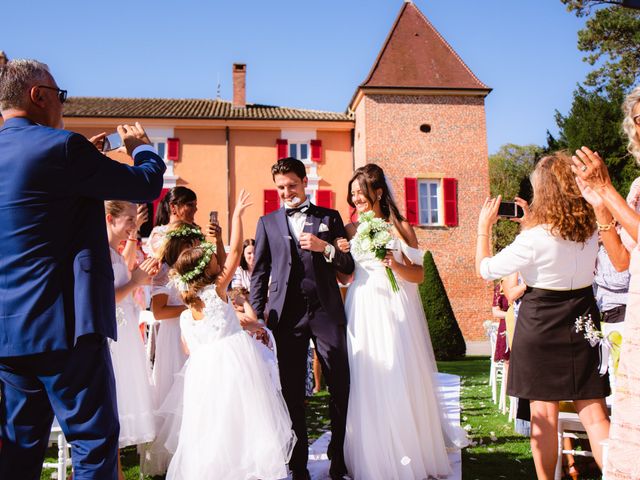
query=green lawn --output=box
[40,356,602,479]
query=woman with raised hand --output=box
[572,84,640,480]
[476,152,610,480]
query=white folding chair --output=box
[484,321,505,404]
[554,411,593,480]
[44,418,72,479]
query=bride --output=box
[337,163,466,480]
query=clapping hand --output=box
[131,257,160,285]
[571,147,612,192]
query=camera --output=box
[498,201,524,219]
[102,132,123,152]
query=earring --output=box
[377,195,382,201]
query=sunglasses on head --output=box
[37,85,68,104]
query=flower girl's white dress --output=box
[165,285,295,480]
[344,238,468,480]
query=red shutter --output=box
[404,177,418,225]
[152,188,170,225]
[443,178,458,227]
[316,189,332,208]
[276,139,288,160]
[167,138,180,161]
[264,189,280,215]
[310,139,322,163]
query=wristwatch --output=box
[323,243,332,256]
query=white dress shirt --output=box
[284,199,335,262]
[480,225,598,290]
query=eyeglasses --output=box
[633,113,640,127]
[37,85,68,104]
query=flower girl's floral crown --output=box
[165,225,205,242]
[171,242,216,292]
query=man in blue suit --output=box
[250,158,354,480]
[0,59,166,479]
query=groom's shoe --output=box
[329,474,351,480]
[291,469,311,480]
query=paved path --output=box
[290,372,463,480]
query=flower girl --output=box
[165,190,295,480]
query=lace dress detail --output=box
[164,285,295,480]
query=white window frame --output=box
[288,142,311,166]
[418,178,443,226]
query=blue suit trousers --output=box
[0,334,119,480]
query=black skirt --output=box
[507,286,610,401]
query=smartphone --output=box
[498,201,524,218]
[209,211,218,224]
[102,132,123,152]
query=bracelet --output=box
[477,233,489,237]
[127,238,138,242]
[596,218,617,231]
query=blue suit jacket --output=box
[250,204,354,327]
[0,117,166,357]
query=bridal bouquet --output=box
[352,210,399,293]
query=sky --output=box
[2,0,593,154]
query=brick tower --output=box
[351,1,493,340]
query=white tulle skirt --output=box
[151,317,188,408]
[344,273,467,480]
[165,330,295,480]
[110,303,156,448]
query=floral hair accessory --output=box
[166,225,205,242]
[179,242,217,284]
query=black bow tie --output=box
[286,205,309,216]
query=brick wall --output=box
[356,93,493,340]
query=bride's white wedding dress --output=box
[344,238,467,480]
[165,285,295,480]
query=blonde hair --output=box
[622,85,640,163]
[104,200,135,218]
[171,245,218,307]
[528,152,596,243]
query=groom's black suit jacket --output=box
[250,204,354,328]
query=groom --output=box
[250,157,354,480]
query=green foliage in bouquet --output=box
[419,251,466,360]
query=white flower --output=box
[356,222,371,236]
[359,237,372,252]
[373,230,392,247]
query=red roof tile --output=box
[63,97,352,122]
[360,1,489,91]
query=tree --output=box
[488,144,541,251]
[551,85,639,195]
[419,251,466,361]
[561,0,640,91]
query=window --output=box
[405,177,457,227]
[418,179,441,225]
[289,142,310,164]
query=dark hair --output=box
[271,157,307,181]
[239,238,256,271]
[160,221,202,266]
[154,187,197,226]
[347,163,406,233]
[172,245,218,307]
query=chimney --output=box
[232,63,246,108]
